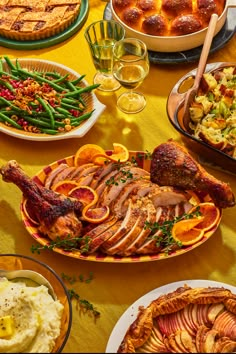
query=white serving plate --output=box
[0,58,105,141]
[106,279,236,353]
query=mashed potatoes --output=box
[0,277,64,353]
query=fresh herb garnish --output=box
[68,289,100,318]
[105,162,134,186]
[30,235,90,254]
[145,206,201,253]
[61,271,99,318]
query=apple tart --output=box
[0,0,81,41]
[118,284,236,353]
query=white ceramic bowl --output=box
[111,0,236,52]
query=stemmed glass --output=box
[84,20,125,92]
[112,38,150,114]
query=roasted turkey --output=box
[0,141,235,256]
[150,140,235,209]
[0,160,83,241]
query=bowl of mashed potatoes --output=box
[0,254,72,353]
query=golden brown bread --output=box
[117,284,236,353]
[112,0,225,36]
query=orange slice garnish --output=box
[22,199,40,226]
[82,205,110,224]
[51,180,79,196]
[68,186,98,207]
[172,217,205,246]
[91,142,130,164]
[74,144,106,166]
[188,202,221,231]
[104,143,129,163]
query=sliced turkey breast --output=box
[44,163,69,189]
[101,200,141,252]
[51,166,77,187]
[122,199,157,256]
[99,166,150,207]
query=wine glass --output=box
[84,20,125,92]
[112,38,150,114]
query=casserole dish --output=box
[167,62,236,174]
[111,0,236,52]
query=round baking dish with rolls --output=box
[111,0,235,52]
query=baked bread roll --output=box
[112,0,225,36]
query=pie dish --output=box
[0,0,81,41]
[20,150,221,263]
[106,279,236,353]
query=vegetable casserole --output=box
[189,65,236,159]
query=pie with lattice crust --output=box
[118,284,236,353]
[0,0,81,41]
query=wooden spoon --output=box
[182,13,219,128]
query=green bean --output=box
[70,111,94,126]
[0,71,21,80]
[0,79,15,92]
[0,112,23,129]
[3,56,16,71]
[53,73,69,84]
[36,96,55,129]
[15,59,22,70]
[63,84,100,97]
[0,97,22,111]
[71,74,86,85]
[61,102,83,112]
[40,128,59,135]
[34,116,65,127]
[65,80,77,92]
[17,68,69,92]
[61,97,78,104]
[22,116,51,128]
[44,72,62,79]
[55,107,73,116]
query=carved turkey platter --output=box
[12,141,234,263]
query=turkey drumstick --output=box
[0,160,83,241]
[150,140,235,209]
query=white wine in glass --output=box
[84,20,125,92]
[112,38,150,113]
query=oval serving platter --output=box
[20,151,221,263]
[0,58,105,141]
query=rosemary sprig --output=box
[68,288,100,317]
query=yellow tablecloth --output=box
[0,1,236,352]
